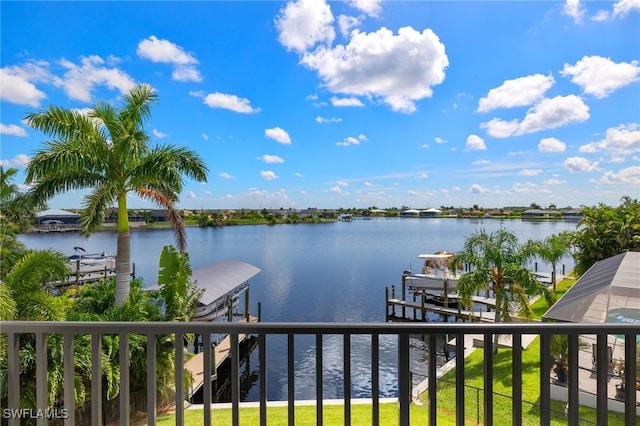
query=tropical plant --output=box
[533,232,571,293]
[451,228,554,353]
[24,83,209,306]
[0,166,41,232]
[156,245,203,323]
[571,196,640,276]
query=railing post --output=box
[595,333,608,426]
[7,332,19,426]
[511,333,522,425]
[231,333,240,426]
[287,334,295,425]
[203,333,213,426]
[398,333,410,426]
[428,334,437,426]
[36,332,48,426]
[91,334,103,426]
[316,334,323,426]
[119,333,130,426]
[455,333,465,426]
[146,334,157,426]
[64,333,75,426]
[174,333,184,426]
[567,334,579,426]
[371,334,379,426]
[259,333,267,426]
[624,331,637,425]
[539,333,550,426]
[343,334,352,426]
[483,333,493,426]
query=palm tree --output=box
[24,83,208,305]
[451,228,553,353]
[534,232,571,293]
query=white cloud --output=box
[597,165,640,185]
[513,182,551,193]
[337,134,366,146]
[203,92,260,113]
[331,96,364,107]
[276,0,335,54]
[477,74,555,112]
[59,55,136,102]
[563,0,586,24]
[538,137,566,153]
[349,0,382,17]
[469,184,489,193]
[472,159,491,165]
[137,36,198,65]
[613,0,640,17]
[544,178,566,185]
[416,173,429,179]
[0,123,28,137]
[465,134,487,151]
[0,65,48,107]
[560,56,640,98]
[153,129,169,138]
[202,133,209,141]
[330,185,342,193]
[137,36,202,82]
[564,156,600,172]
[337,15,361,38]
[260,170,278,180]
[434,137,447,144]
[172,65,202,83]
[337,180,349,186]
[519,169,543,176]
[219,172,235,179]
[265,127,292,144]
[578,123,640,157]
[481,95,589,138]
[188,191,197,199]
[316,115,342,123]
[301,26,449,113]
[260,154,285,163]
[2,154,31,168]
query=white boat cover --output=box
[193,261,261,305]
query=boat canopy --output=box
[418,253,454,260]
[192,261,261,306]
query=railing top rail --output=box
[2,321,639,336]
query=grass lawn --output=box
[155,403,429,425]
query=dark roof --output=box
[542,252,640,323]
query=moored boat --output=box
[402,251,464,294]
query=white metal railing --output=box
[2,322,638,425]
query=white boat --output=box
[68,247,116,272]
[402,252,464,294]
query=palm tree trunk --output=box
[115,194,130,306]
[115,231,130,306]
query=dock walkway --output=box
[386,298,495,323]
[185,316,258,400]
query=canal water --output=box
[19,217,577,401]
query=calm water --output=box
[19,217,577,400]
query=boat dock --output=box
[52,258,135,287]
[185,315,258,401]
[385,285,497,322]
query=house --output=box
[36,208,80,225]
[419,208,442,217]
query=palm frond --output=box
[137,188,187,252]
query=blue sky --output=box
[1,0,639,210]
